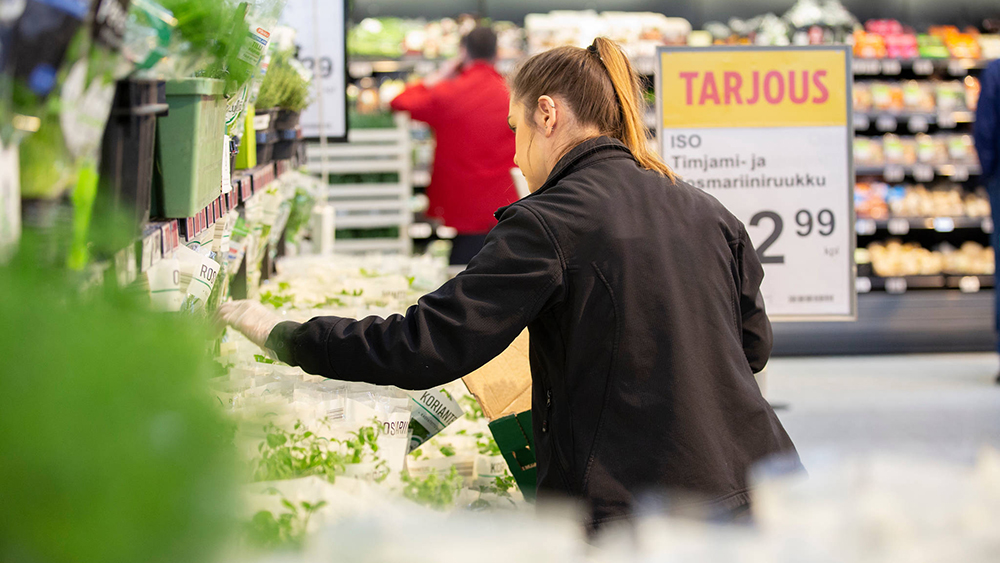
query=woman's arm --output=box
[736,226,773,373]
[266,205,564,390]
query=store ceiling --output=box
[351,0,998,28]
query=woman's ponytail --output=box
[591,37,674,179]
[509,37,675,179]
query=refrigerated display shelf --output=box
[771,290,995,356]
[854,164,980,180]
[856,216,993,235]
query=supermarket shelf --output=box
[348,54,995,79]
[852,57,992,76]
[855,216,993,235]
[771,290,995,356]
[857,274,994,293]
[852,110,974,132]
[854,163,980,180]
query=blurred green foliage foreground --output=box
[0,259,236,563]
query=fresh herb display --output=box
[400,467,465,511]
[255,49,312,111]
[461,396,485,421]
[252,421,387,484]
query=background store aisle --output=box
[765,353,1000,468]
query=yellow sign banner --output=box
[660,49,849,129]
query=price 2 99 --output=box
[750,209,835,264]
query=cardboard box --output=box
[463,330,537,498]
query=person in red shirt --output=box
[390,26,518,265]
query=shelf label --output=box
[959,276,981,293]
[907,115,929,133]
[952,165,969,182]
[937,112,957,129]
[933,217,955,232]
[982,217,994,234]
[913,164,935,182]
[948,59,968,76]
[885,277,908,294]
[856,218,877,236]
[856,276,873,294]
[888,218,911,235]
[884,165,906,183]
[853,114,871,131]
[875,115,898,131]
[658,46,854,319]
[913,59,935,75]
[881,59,902,75]
[855,59,880,75]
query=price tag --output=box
[853,114,871,131]
[881,59,902,75]
[907,115,929,133]
[952,166,969,182]
[857,59,880,75]
[913,59,935,75]
[937,112,957,129]
[885,277,908,294]
[913,164,935,183]
[348,61,373,78]
[140,233,155,272]
[982,217,994,234]
[948,59,968,76]
[885,165,906,183]
[959,275,981,293]
[888,218,911,235]
[876,115,898,131]
[856,218,877,236]
[856,276,873,293]
[221,136,233,194]
[933,217,955,232]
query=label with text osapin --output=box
[657,47,855,319]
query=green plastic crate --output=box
[153,78,226,218]
[489,410,537,500]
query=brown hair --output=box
[509,37,674,179]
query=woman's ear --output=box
[536,95,557,137]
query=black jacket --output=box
[268,136,801,525]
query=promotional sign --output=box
[656,46,855,320]
[280,0,347,140]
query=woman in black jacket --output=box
[220,37,801,529]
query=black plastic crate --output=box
[96,79,168,248]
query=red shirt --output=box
[390,62,517,234]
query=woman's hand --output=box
[216,300,283,349]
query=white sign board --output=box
[656,46,855,320]
[281,0,347,140]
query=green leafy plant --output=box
[252,421,387,484]
[259,290,294,308]
[469,472,518,511]
[243,497,328,551]
[461,396,485,421]
[400,467,464,511]
[256,50,312,111]
[475,433,501,456]
[439,445,456,457]
[253,354,276,364]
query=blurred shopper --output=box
[974,59,1000,384]
[222,38,801,532]
[390,26,517,265]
